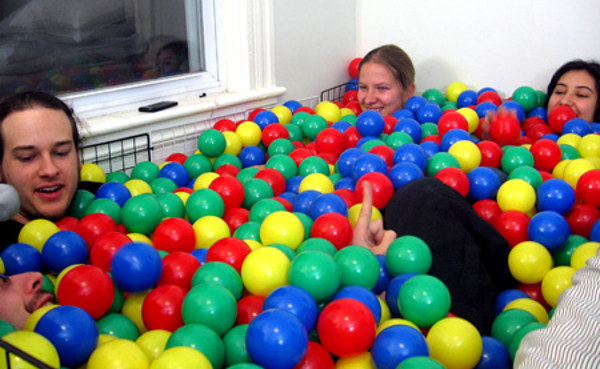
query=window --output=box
[0,0,222,117]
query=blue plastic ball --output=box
[478,87,497,95]
[388,162,424,190]
[356,111,385,137]
[467,166,502,201]
[371,325,429,369]
[385,273,417,317]
[562,118,592,136]
[239,146,267,167]
[393,143,428,170]
[95,182,131,207]
[42,231,89,274]
[0,243,42,274]
[351,153,388,181]
[405,96,427,114]
[591,122,600,134]
[334,285,382,324]
[278,192,297,207]
[493,289,529,315]
[292,190,321,215]
[527,107,548,121]
[285,175,304,194]
[190,248,208,265]
[334,177,356,191]
[393,118,422,143]
[527,210,571,252]
[420,141,441,158]
[331,120,352,134]
[35,305,99,368]
[159,162,190,188]
[346,78,359,91]
[356,136,382,149]
[440,128,472,152]
[500,100,525,122]
[254,110,279,129]
[337,148,366,177]
[309,193,348,220]
[474,336,511,369]
[475,102,498,119]
[416,103,443,124]
[541,133,560,142]
[591,219,600,242]
[373,254,392,294]
[536,178,576,214]
[246,309,308,369]
[263,285,319,332]
[392,109,415,121]
[457,90,478,108]
[283,100,302,113]
[110,242,163,292]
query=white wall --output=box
[356,0,600,98]
[273,0,357,103]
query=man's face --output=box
[0,272,53,329]
[0,107,80,223]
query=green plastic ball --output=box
[508,165,543,190]
[288,250,341,303]
[301,115,328,140]
[85,198,122,224]
[285,123,304,142]
[267,138,295,157]
[184,154,213,178]
[0,320,16,337]
[121,194,163,235]
[491,308,538,346]
[191,261,243,300]
[298,156,329,176]
[426,152,460,176]
[236,167,260,184]
[512,86,537,112]
[421,122,439,137]
[214,153,242,170]
[198,129,226,158]
[397,356,445,369]
[155,192,185,219]
[385,132,414,150]
[182,283,237,335]
[265,155,298,182]
[553,234,587,266]
[501,146,535,174]
[150,177,178,194]
[296,237,336,256]
[422,88,446,106]
[223,324,252,367]
[166,323,225,369]
[397,275,451,328]
[294,212,313,241]
[334,245,380,289]
[508,321,546,361]
[107,171,130,184]
[131,161,160,183]
[386,235,433,276]
[560,144,580,160]
[233,221,262,242]
[242,178,274,209]
[185,188,225,223]
[68,189,95,219]
[249,199,286,223]
[96,313,140,340]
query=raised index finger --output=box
[355,180,374,231]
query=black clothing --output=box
[383,177,516,335]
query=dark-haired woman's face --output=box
[547,70,598,122]
[358,62,414,117]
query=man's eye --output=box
[17,156,34,162]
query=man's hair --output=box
[546,59,600,122]
[359,44,415,90]
[0,91,80,162]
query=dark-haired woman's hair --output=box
[546,60,600,122]
[359,44,415,89]
[0,91,80,161]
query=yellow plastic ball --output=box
[299,173,334,193]
[193,172,220,190]
[81,163,107,183]
[223,131,243,156]
[563,158,596,188]
[244,239,263,250]
[551,159,572,180]
[577,133,600,158]
[570,241,600,270]
[150,346,212,369]
[456,107,479,133]
[260,211,305,250]
[496,179,536,213]
[136,329,172,363]
[241,246,290,296]
[315,101,342,123]
[586,156,600,169]
[0,258,4,274]
[24,304,59,332]
[340,108,356,117]
[376,318,420,335]
[426,317,482,369]
[192,215,231,248]
[347,203,383,227]
[127,233,153,246]
[122,292,149,334]
[54,264,82,296]
[556,133,582,148]
[98,333,118,346]
[504,298,549,324]
[335,351,374,369]
[445,82,469,103]
[541,266,576,308]
[448,140,482,173]
[271,105,293,124]
[18,219,60,252]
[0,331,60,369]
[508,241,554,284]
[125,179,153,197]
[87,339,149,369]
[235,121,262,147]
[158,161,171,170]
[378,296,391,324]
[174,191,190,206]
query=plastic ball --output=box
[310,212,353,250]
[434,167,470,197]
[496,179,536,213]
[263,285,319,332]
[577,169,600,207]
[503,298,549,324]
[371,325,429,369]
[577,133,600,158]
[446,82,469,103]
[0,331,60,369]
[570,241,600,270]
[96,313,140,340]
[18,219,60,252]
[448,140,481,173]
[541,266,575,308]
[333,245,379,289]
[512,86,537,112]
[535,178,575,214]
[56,264,115,319]
[563,158,596,189]
[317,298,376,358]
[508,241,554,284]
[302,115,329,140]
[288,250,341,303]
[316,101,342,123]
[111,242,163,292]
[426,317,483,369]
[258,211,305,250]
[0,243,42,274]
[81,163,106,183]
[527,211,571,252]
[475,336,511,369]
[548,105,577,133]
[165,324,224,369]
[398,274,450,328]
[241,247,290,297]
[334,351,375,369]
[181,283,237,336]
[87,338,149,369]
[192,215,231,248]
[121,194,162,235]
[467,167,501,201]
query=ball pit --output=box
[5,64,600,369]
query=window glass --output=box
[0,0,202,96]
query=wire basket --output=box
[79,133,151,175]
[319,80,358,103]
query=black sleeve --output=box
[384,177,516,335]
[0,220,24,254]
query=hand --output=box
[352,181,397,255]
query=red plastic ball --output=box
[348,58,362,79]
[214,118,237,132]
[522,117,546,132]
[344,101,362,116]
[215,164,241,177]
[273,196,293,212]
[492,210,531,247]
[526,122,554,142]
[367,145,395,168]
[57,264,115,319]
[142,284,186,332]
[157,251,201,291]
[530,139,562,172]
[317,298,376,358]
[152,217,196,253]
[477,140,503,168]
[318,153,338,165]
[576,169,600,207]
[90,231,132,272]
[305,142,317,155]
[434,167,470,197]
[295,107,316,115]
[248,108,266,121]
[223,207,250,234]
[355,172,395,209]
[383,116,398,135]
[472,199,502,224]
[477,91,503,106]
[343,90,358,105]
[236,295,265,325]
[343,126,362,148]
[315,128,347,157]
[421,135,441,144]
[311,213,354,251]
[294,341,335,369]
[255,168,287,196]
[566,203,600,239]
[518,283,551,312]
[437,112,469,137]
[488,110,521,146]
[75,213,118,249]
[209,175,245,209]
[548,105,577,133]
[290,148,313,167]
[206,237,252,273]
[165,153,188,165]
[333,189,358,209]
[174,187,194,194]
[56,216,79,232]
[262,123,290,147]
